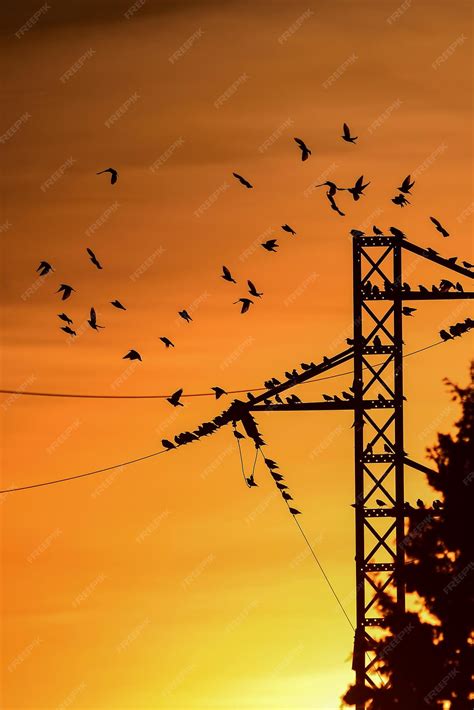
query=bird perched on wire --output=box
[372,225,383,235]
[397,175,415,194]
[58,313,73,325]
[211,386,227,399]
[88,307,104,331]
[160,337,174,348]
[261,239,278,252]
[232,172,252,188]
[97,167,118,184]
[439,329,453,341]
[289,507,301,516]
[373,335,382,347]
[123,349,142,362]
[111,300,126,310]
[178,309,192,323]
[294,137,311,161]
[392,194,410,207]
[234,298,253,314]
[281,224,296,235]
[350,229,365,238]
[167,388,184,407]
[246,474,258,487]
[416,499,425,509]
[56,284,75,300]
[282,491,293,501]
[341,122,357,143]
[247,280,263,298]
[375,499,386,507]
[221,265,236,283]
[430,217,449,237]
[86,247,102,269]
[347,175,370,201]
[37,261,53,276]
[402,306,417,316]
[162,439,175,450]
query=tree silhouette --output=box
[343,363,474,709]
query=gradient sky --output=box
[1,1,473,709]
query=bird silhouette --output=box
[327,192,345,216]
[373,335,382,347]
[232,172,252,189]
[61,326,76,336]
[402,306,416,316]
[347,175,369,201]
[234,298,253,314]
[392,194,410,207]
[282,491,293,501]
[58,313,73,325]
[416,499,425,509]
[221,265,236,283]
[246,474,258,487]
[37,261,53,276]
[162,439,175,450]
[375,499,386,507]
[97,167,118,184]
[56,284,74,300]
[178,310,192,323]
[462,261,473,269]
[372,226,383,235]
[397,175,415,194]
[233,430,245,440]
[160,337,175,348]
[281,224,296,235]
[88,307,104,330]
[289,507,301,516]
[86,247,102,269]
[167,388,184,407]
[350,229,365,237]
[111,300,126,310]
[247,280,263,297]
[389,227,406,239]
[261,239,278,252]
[430,217,449,237]
[315,181,342,196]
[294,137,311,161]
[211,386,227,399]
[341,123,357,143]
[123,349,142,362]
[432,499,443,511]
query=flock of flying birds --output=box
[35,124,473,411]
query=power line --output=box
[0,339,446,401]
[0,339,448,495]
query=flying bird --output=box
[397,175,415,194]
[123,349,142,362]
[87,307,104,330]
[178,310,192,323]
[96,167,118,184]
[341,123,357,143]
[247,280,263,298]
[234,298,253,314]
[221,265,236,283]
[294,137,311,161]
[429,217,449,237]
[281,224,296,235]
[211,386,227,399]
[111,300,126,310]
[327,192,345,216]
[61,326,76,336]
[232,172,252,189]
[315,181,342,197]
[167,388,184,407]
[160,337,175,348]
[37,261,53,276]
[86,247,102,269]
[392,194,410,207]
[402,306,417,316]
[58,313,73,325]
[347,175,370,201]
[56,284,74,300]
[261,239,278,252]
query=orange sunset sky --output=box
[1,1,473,709]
